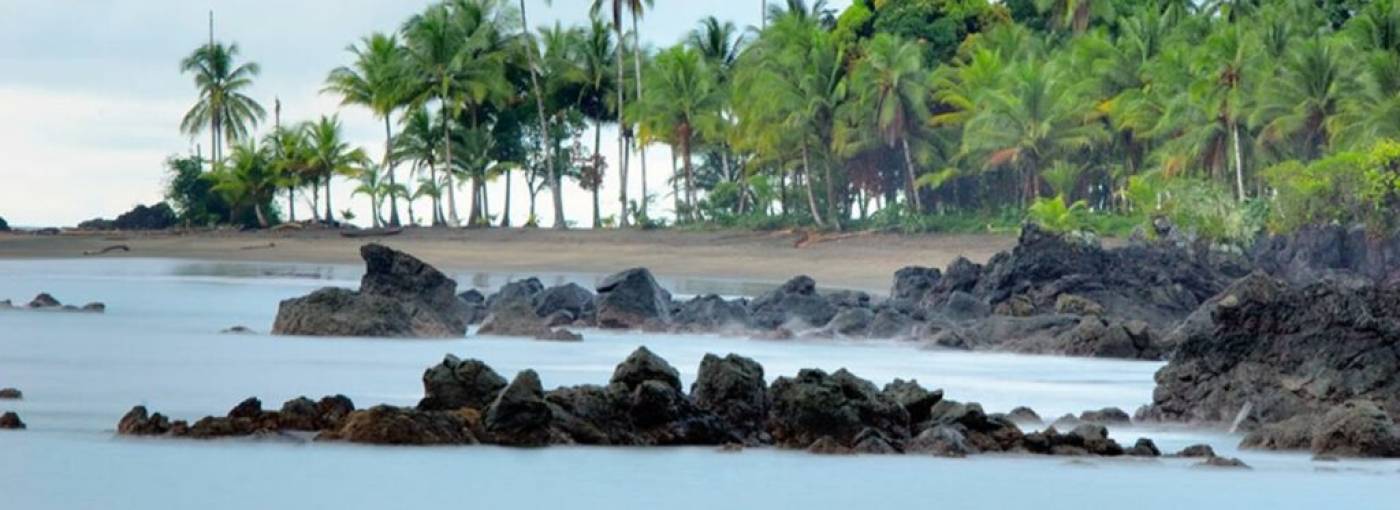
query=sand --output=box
[0,227,1014,293]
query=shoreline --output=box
[0,228,1014,293]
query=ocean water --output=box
[0,259,1395,510]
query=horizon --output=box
[0,0,852,228]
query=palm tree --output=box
[212,140,277,228]
[179,42,265,169]
[304,115,368,224]
[637,46,721,223]
[324,33,411,226]
[848,33,930,215]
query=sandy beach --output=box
[0,228,1014,292]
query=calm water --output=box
[0,259,1395,509]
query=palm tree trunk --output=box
[632,10,649,221]
[900,135,923,214]
[1232,121,1246,202]
[383,116,401,226]
[616,23,630,228]
[801,143,826,228]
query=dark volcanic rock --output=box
[673,295,750,333]
[485,370,554,446]
[748,276,837,330]
[1143,275,1400,425]
[318,405,478,445]
[595,268,671,329]
[272,244,468,338]
[767,368,909,448]
[418,355,507,411]
[691,354,769,441]
[0,412,26,430]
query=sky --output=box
[0,0,851,228]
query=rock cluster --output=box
[116,348,1160,461]
[272,244,469,338]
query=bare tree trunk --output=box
[802,144,825,228]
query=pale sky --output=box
[0,0,850,228]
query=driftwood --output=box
[339,227,403,239]
[82,245,130,256]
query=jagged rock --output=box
[611,347,682,392]
[418,355,507,411]
[881,379,942,424]
[485,370,554,446]
[0,388,20,400]
[317,405,478,445]
[905,425,971,457]
[673,295,749,333]
[28,293,60,308]
[0,412,25,430]
[117,406,171,435]
[533,283,595,321]
[768,368,909,448]
[1079,407,1131,425]
[272,244,468,338]
[1309,400,1400,458]
[691,354,769,441]
[1143,275,1400,424]
[749,276,837,330]
[595,268,671,329]
[826,308,874,336]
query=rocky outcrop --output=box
[1141,275,1400,426]
[272,244,469,338]
[594,268,671,329]
[1251,225,1400,286]
[418,355,507,411]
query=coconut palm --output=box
[847,33,930,214]
[179,42,265,169]
[636,46,721,223]
[324,33,411,226]
[304,115,368,224]
[212,140,278,228]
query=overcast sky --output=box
[0,0,854,227]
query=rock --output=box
[1176,444,1216,458]
[478,299,551,337]
[748,276,837,330]
[1196,456,1250,469]
[533,283,595,321]
[768,368,909,448]
[595,268,671,329]
[673,295,749,333]
[691,354,769,441]
[1007,407,1042,426]
[892,266,942,302]
[906,425,971,457]
[0,388,20,400]
[826,308,874,336]
[485,370,554,446]
[881,379,942,424]
[272,244,469,338]
[0,412,26,430]
[1055,294,1104,316]
[418,355,507,411]
[1309,400,1400,458]
[1127,438,1161,457]
[27,293,60,308]
[117,406,172,435]
[317,405,478,445]
[611,347,682,392]
[867,309,915,339]
[1079,407,1131,425]
[1142,275,1400,424]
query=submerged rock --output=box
[272,244,468,338]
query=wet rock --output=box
[273,244,469,338]
[748,276,837,330]
[1079,407,1131,425]
[28,293,60,308]
[318,405,478,445]
[533,283,595,321]
[768,368,909,448]
[0,412,25,430]
[691,354,769,441]
[1143,275,1400,424]
[611,347,682,393]
[418,355,507,411]
[906,425,972,457]
[595,268,671,329]
[673,295,749,333]
[1176,444,1216,458]
[485,370,554,446]
[117,406,171,435]
[881,379,942,424]
[0,388,20,400]
[826,308,874,336]
[1309,400,1400,458]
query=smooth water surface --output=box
[0,259,1395,509]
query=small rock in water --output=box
[0,388,21,400]
[0,411,25,429]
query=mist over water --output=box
[0,259,1395,509]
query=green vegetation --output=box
[164,0,1399,241]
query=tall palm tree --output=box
[212,139,277,228]
[304,115,368,223]
[179,42,265,170]
[637,46,721,223]
[848,33,930,215]
[324,33,410,226]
